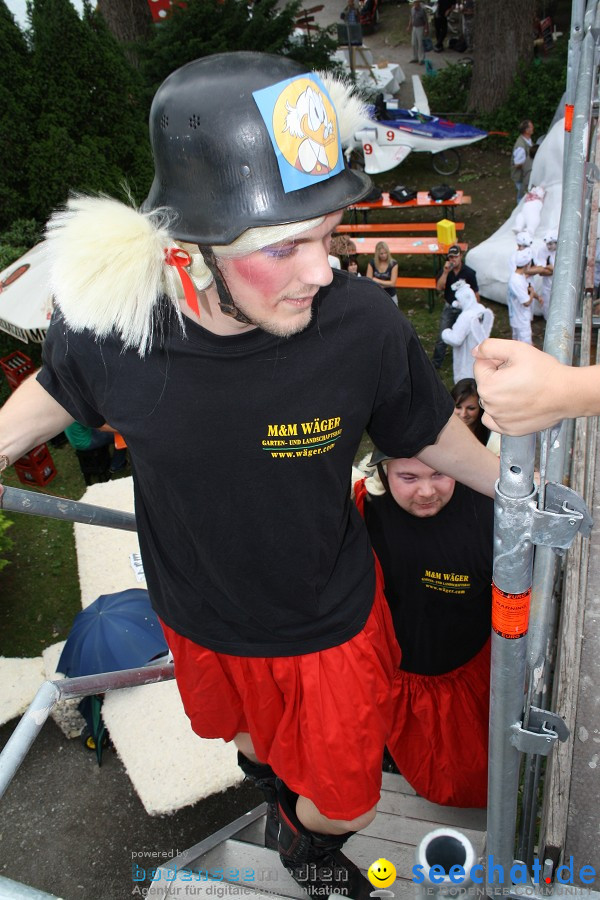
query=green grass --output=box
[0,443,87,657]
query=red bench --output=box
[395,276,438,311]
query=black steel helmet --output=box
[144,52,371,244]
[368,447,392,467]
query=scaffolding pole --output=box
[487,436,537,889]
[487,0,600,883]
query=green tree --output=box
[140,0,337,93]
[0,218,42,269]
[0,2,35,230]
[25,0,152,224]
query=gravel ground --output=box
[0,717,260,899]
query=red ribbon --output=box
[164,247,200,317]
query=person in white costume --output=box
[441,280,494,382]
[508,230,547,317]
[513,185,545,237]
[466,116,564,306]
[529,231,556,320]
[508,230,533,277]
[507,250,539,343]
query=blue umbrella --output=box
[57,589,168,677]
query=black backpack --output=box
[448,36,467,52]
[429,184,456,201]
[390,185,417,203]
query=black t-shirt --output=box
[439,263,479,304]
[39,271,453,657]
[369,258,397,298]
[436,0,455,16]
[364,482,493,675]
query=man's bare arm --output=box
[0,373,75,467]
[416,413,499,498]
[436,261,452,292]
[472,338,600,435]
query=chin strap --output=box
[377,462,390,494]
[200,247,253,325]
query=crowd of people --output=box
[0,44,589,900]
[340,1,476,63]
[432,0,475,54]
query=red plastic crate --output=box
[14,443,57,487]
[0,351,34,392]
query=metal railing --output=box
[0,664,175,803]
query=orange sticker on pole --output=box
[564,104,574,132]
[492,584,531,639]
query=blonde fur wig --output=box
[318,73,370,148]
[213,217,324,258]
[45,195,213,356]
[352,454,387,497]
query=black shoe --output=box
[433,45,443,52]
[277,782,372,900]
[382,747,400,775]
[237,752,279,850]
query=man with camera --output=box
[432,244,480,371]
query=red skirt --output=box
[160,560,400,821]
[386,638,490,808]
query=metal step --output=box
[147,772,487,900]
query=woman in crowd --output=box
[341,254,361,276]
[366,241,399,304]
[451,378,489,445]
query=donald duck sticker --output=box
[253,73,344,193]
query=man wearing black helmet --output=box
[0,53,498,899]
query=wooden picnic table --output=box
[351,237,468,256]
[348,190,471,222]
[354,236,467,284]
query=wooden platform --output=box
[147,772,487,899]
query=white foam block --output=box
[0,656,44,726]
[73,477,145,608]
[101,680,243,816]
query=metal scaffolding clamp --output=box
[529,482,593,550]
[510,706,570,756]
[585,160,600,184]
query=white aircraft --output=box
[352,75,488,175]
